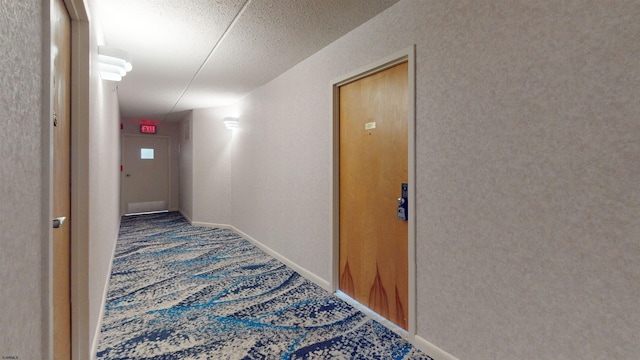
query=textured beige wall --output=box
[84,0,124,352]
[191,107,233,225]
[411,2,639,358]
[0,0,47,358]
[229,0,639,358]
[88,79,121,350]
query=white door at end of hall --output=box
[121,134,170,215]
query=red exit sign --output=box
[140,124,157,134]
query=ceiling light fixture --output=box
[223,117,239,129]
[98,46,132,81]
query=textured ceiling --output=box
[97,0,400,121]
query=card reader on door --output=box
[397,183,408,221]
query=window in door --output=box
[140,148,154,160]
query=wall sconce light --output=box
[98,46,132,81]
[223,117,239,129]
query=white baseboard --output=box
[90,228,120,360]
[232,226,331,292]
[192,220,331,292]
[192,221,233,230]
[335,291,457,360]
[413,335,458,360]
[336,291,408,339]
[179,210,193,225]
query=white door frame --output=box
[66,1,91,359]
[45,0,91,359]
[331,46,416,337]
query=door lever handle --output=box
[53,216,67,229]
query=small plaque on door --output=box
[365,122,376,130]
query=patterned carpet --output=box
[96,212,432,359]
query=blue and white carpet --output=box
[96,212,432,359]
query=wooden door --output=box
[339,62,408,329]
[52,0,72,358]
[121,135,170,214]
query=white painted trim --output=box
[65,1,91,359]
[191,221,234,229]
[233,227,332,291]
[413,335,459,360]
[336,290,460,360]
[193,221,331,292]
[331,46,415,87]
[43,2,54,358]
[65,0,90,22]
[330,71,341,292]
[407,45,418,339]
[330,45,417,335]
[90,229,120,360]
[335,291,409,339]
[179,209,193,225]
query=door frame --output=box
[45,0,91,359]
[331,46,416,337]
[67,2,91,359]
[120,134,172,215]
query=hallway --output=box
[97,213,430,359]
[1,1,638,359]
